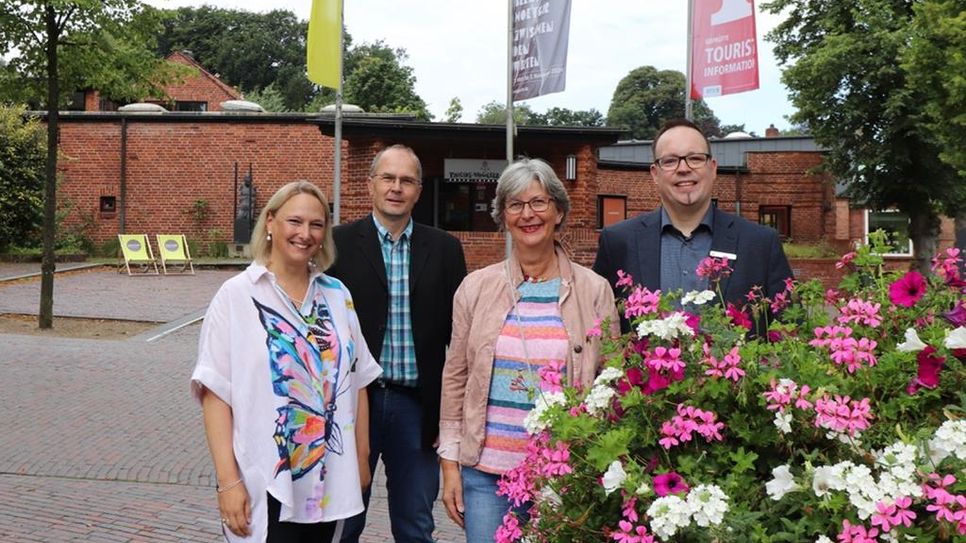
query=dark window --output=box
[866,209,912,255]
[598,196,626,228]
[437,182,498,232]
[174,101,207,112]
[759,205,791,240]
[99,196,117,217]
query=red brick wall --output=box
[152,52,242,112]
[57,119,340,248]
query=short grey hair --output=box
[251,180,336,271]
[491,157,571,231]
[368,144,423,181]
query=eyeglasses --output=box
[505,197,554,215]
[653,153,712,171]
[374,173,421,188]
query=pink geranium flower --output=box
[727,302,753,330]
[652,472,689,497]
[889,270,927,307]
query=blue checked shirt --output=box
[373,216,418,386]
[660,206,714,296]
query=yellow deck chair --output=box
[117,234,159,275]
[156,234,195,275]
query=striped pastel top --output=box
[476,278,569,475]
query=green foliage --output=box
[762,0,966,271]
[902,0,966,177]
[158,6,311,111]
[606,65,720,139]
[476,100,534,125]
[343,43,431,119]
[443,96,463,123]
[243,83,291,113]
[530,107,605,127]
[0,105,45,251]
[475,102,604,127]
[0,2,179,107]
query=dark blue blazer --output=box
[593,207,793,306]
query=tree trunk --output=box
[908,208,940,275]
[39,5,59,329]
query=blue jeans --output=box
[340,384,438,543]
[461,466,529,543]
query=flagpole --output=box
[505,0,514,258]
[332,0,344,225]
[685,0,694,120]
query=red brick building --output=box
[47,56,956,277]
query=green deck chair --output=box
[156,234,195,275]
[117,234,160,275]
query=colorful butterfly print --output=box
[253,298,348,481]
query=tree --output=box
[476,100,534,125]
[606,66,720,139]
[157,8,432,117]
[529,107,605,127]
[902,0,966,176]
[764,0,966,271]
[0,105,45,252]
[158,6,312,111]
[0,0,168,329]
[443,96,463,123]
[343,42,431,119]
[243,83,290,112]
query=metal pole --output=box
[505,0,514,258]
[685,0,694,120]
[119,117,127,233]
[332,0,345,225]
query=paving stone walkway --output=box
[0,265,464,542]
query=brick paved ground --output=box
[0,266,464,542]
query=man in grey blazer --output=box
[593,119,792,309]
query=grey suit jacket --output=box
[593,207,793,306]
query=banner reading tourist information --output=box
[512,0,572,101]
[690,0,760,99]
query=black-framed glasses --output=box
[653,153,712,171]
[506,197,554,215]
[373,173,421,188]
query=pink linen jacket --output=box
[438,246,619,466]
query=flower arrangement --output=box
[497,234,966,543]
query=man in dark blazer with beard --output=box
[594,119,792,311]
[328,144,466,543]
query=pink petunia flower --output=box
[915,346,945,389]
[889,270,927,307]
[652,472,689,497]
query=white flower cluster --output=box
[594,366,624,387]
[928,419,966,464]
[523,391,566,435]
[636,312,694,341]
[645,484,729,539]
[809,441,922,520]
[681,290,716,306]
[584,384,616,416]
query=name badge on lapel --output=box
[709,250,737,261]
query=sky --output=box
[144,0,796,135]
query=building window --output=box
[173,101,207,112]
[437,182,498,232]
[598,196,626,228]
[99,196,117,217]
[865,209,913,256]
[759,205,791,240]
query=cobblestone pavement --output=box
[0,266,464,542]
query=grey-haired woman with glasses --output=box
[437,158,618,542]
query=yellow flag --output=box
[306,0,342,89]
